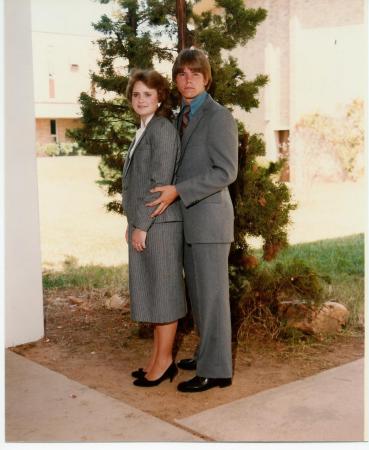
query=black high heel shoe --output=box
[133,362,178,387]
[131,368,147,379]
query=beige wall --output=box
[32,31,100,119]
[5,0,44,347]
[31,0,114,120]
[288,0,365,186]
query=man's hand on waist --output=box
[146,185,179,217]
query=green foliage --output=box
[36,143,84,157]
[69,0,180,212]
[70,0,274,213]
[231,234,365,339]
[229,131,296,262]
[43,257,128,291]
[232,259,326,340]
[230,259,326,307]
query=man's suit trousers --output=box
[184,242,232,379]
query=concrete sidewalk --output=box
[177,358,365,442]
[5,350,365,443]
[5,351,201,442]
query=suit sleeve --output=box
[175,108,238,207]
[132,119,180,231]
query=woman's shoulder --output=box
[150,115,177,133]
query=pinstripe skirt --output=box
[128,221,187,323]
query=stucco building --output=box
[31,0,112,148]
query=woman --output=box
[122,69,186,387]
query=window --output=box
[70,64,79,72]
[50,119,57,142]
[48,76,55,98]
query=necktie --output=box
[180,105,190,138]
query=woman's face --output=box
[131,81,159,121]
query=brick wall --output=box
[36,118,82,146]
[56,118,82,143]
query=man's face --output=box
[175,66,207,103]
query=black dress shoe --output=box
[177,358,197,371]
[131,368,147,379]
[177,375,232,392]
[133,362,178,387]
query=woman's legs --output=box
[143,326,158,373]
[145,320,178,381]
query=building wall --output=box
[56,118,83,143]
[288,0,366,186]
[31,1,115,152]
[195,0,366,184]
[36,118,82,145]
[32,31,100,119]
[233,0,291,161]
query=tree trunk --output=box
[176,0,187,51]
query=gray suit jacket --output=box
[175,95,238,243]
[122,115,182,231]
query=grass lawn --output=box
[43,233,364,331]
[261,234,365,329]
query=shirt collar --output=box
[140,113,154,129]
[181,92,208,118]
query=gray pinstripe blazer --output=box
[175,95,238,243]
[122,115,182,231]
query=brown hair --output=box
[126,69,172,118]
[172,48,212,90]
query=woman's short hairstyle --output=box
[126,69,172,118]
[172,48,212,90]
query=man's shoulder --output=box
[204,97,235,124]
[206,96,232,115]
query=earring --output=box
[158,102,162,108]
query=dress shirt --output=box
[180,91,208,121]
[129,113,154,159]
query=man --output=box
[147,48,238,392]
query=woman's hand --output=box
[131,228,147,252]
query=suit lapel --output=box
[123,116,158,177]
[123,139,135,177]
[176,96,213,167]
[174,113,181,131]
[183,96,214,149]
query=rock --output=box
[48,297,66,305]
[279,300,349,335]
[314,301,350,333]
[104,294,129,310]
[68,296,84,306]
